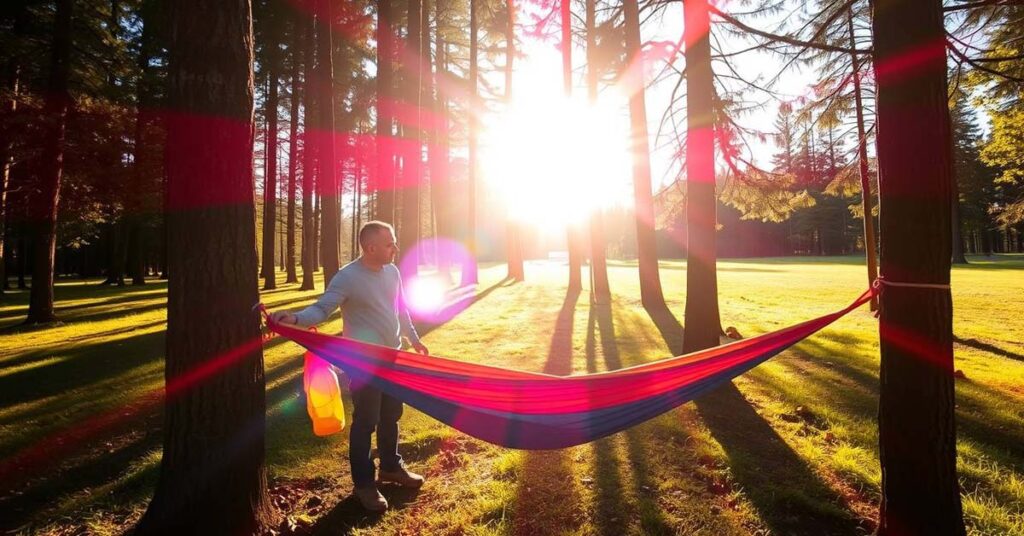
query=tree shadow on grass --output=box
[0,413,162,532]
[589,300,676,535]
[954,335,1024,362]
[791,334,1024,470]
[511,288,586,534]
[643,304,864,536]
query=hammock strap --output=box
[873,277,951,290]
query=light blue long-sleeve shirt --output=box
[293,260,421,349]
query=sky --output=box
[479,0,824,205]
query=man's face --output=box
[366,229,399,264]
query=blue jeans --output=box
[349,382,404,487]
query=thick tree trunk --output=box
[135,0,273,533]
[376,0,396,222]
[872,0,966,532]
[285,15,300,284]
[681,0,720,352]
[623,0,663,309]
[462,0,479,286]
[314,0,339,285]
[399,0,422,275]
[585,0,609,301]
[25,0,73,324]
[261,13,279,290]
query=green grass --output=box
[1,255,1022,535]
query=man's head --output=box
[359,221,398,265]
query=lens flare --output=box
[405,275,447,315]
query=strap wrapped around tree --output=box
[264,288,874,449]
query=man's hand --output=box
[411,341,429,355]
[270,311,297,325]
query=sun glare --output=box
[481,91,633,235]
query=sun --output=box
[480,90,633,235]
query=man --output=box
[271,221,428,512]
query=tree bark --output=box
[314,0,340,285]
[562,0,584,292]
[135,0,273,532]
[462,0,479,286]
[681,0,720,351]
[433,35,452,281]
[285,11,301,284]
[422,0,437,270]
[506,0,525,282]
[586,0,609,301]
[127,1,155,287]
[399,0,422,275]
[376,0,396,222]
[0,2,29,298]
[848,9,880,305]
[623,0,663,309]
[261,5,279,290]
[872,0,966,531]
[300,13,317,290]
[25,0,73,324]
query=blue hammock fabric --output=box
[267,289,874,449]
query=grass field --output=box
[1,255,1022,535]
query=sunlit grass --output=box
[1,255,1021,535]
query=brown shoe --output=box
[354,485,388,512]
[378,464,425,488]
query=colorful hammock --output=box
[265,288,874,449]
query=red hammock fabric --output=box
[267,288,874,449]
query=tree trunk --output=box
[872,0,966,531]
[506,0,525,282]
[18,235,27,289]
[127,3,153,290]
[313,186,321,269]
[623,0,663,309]
[285,14,300,284]
[25,0,73,324]
[681,0,720,351]
[562,0,584,292]
[847,10,879,305]
[128,0,155,289]
[462,0,479,286]
[135,0,273,532]
[376,0,396,222]
[314,0,339,285]
[433,35,452,282]
[422,0,437,270]
[399,0,422,275]
[300,13,317,290]
[0,3,28,298]
[261,10,279,290]
[585,0,609,302]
